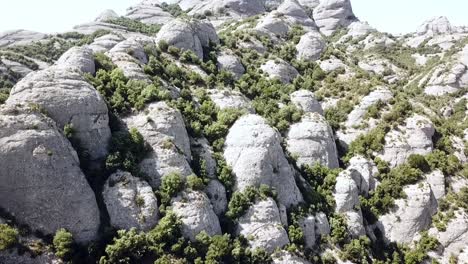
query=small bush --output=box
[53,228,74,260]
[0,224,18,251]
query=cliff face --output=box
[0,1,467,263]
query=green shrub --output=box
[102,228,148,264]
[105,17,161,35]
[186,174,205,190]
[53,228,74,260]
[0,224,18,251]
[330,214,349,245]
[158,172,185,205]
[340,236,371,263]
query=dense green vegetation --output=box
[99,212,271,264]
[105,17,161,35]
[0,224,18,251]
[53,228,75,260]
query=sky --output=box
[0,0,468,34]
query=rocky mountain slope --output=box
[0,0,467,263]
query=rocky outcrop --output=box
[286,112,339,168]
[55,46,95,74]
[124,102,192,188]
[290,90,323,115]
[155,19,219,59]
[0,30,46,47]
[334,169,366,237]
[94,9,119,22]
[272,251,311,264]
[107,38,151,81]
[0,104,100,243]
[423,63,468,95]
[208,89,253,112]
[425,170,445,201]
[298,213,331,249]
[6,65,111,161]
[429,211,468,263]
[378,115,435,168]
[345,88,392,129]
[313,0,357,36]
[171,190,221,241]
[188,0,265,18]
[236,198,290,252]
[89,34,123,53]
[378,181,438,244]
[125,1,174,25]
[204,179,228,215]
[255,0,317,38]
[216,50,245,79]
[417,16,453,36]
[296,31,326,61]
[224,114,303,207]
[260,59,299,83]
[347,155,377,195]
[103,170,159,231]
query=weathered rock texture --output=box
[171,190,222,241]
[236,198,290,252]
[286,112,339,168]
[0,104,100,243]
[124,102,192,188]
[224,114,303,207]
[6,65,111,161]
[103,170,159,231]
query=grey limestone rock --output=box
[286,112,339,168]
[0,104,100,243]
[124,102,193,188]
[171,190,222,241]
[224,114,303,207]
[236,198,290,252]
[6,65,111,161]
[103,170,159,231]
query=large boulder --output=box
[425,170,446,201]
[155,19,219,59]
[6,65,111,161]
[124,102,192,188]
[216,50,245,80]
[334,170,360,213]
[0,104,100,243]
[296,31,326,61]
[107,38,151,81]
[236,198,290,252]
[286,112,339,168]
[224,114,303,207]
[208,89,253,112]
[347,155,377,195]
[334,169,366,237]
[55,46,96,74]
[171,190,222,241]
[377,181,438,244]
[379,115,435,168]
[204,179,228,216]
[89,34,123,53]
[344,88,393,129]
[313,0,357,36]
[103,170,159,231]
[429,211,468,263]
[290,90,323,115]
[260,59,299,84]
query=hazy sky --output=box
[0,0,467,34]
